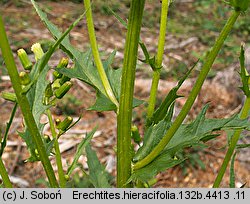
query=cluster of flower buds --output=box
[17,43,45,87]
[1,44,39,102]
[2,42,73,106]
[43,57,73,105]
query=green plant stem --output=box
[83,0,119,109]
[117,0,145,187]
[133,10,240,170]
[0,15,58,187]
[46,110,66,188]
[0,158,12,188]
[147,0,169,119]
[213,97,250,188]
[0,103,18,157]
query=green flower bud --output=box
[19,71,31,85]
[57,116,73,131]
[64,174,70,181]
[57,57,69,69]
[31,43,44,61]
[44,134,51,143]
[52,79,61,90]
[59,75,71,85]
[17,49,33,70]
[131,125,141,145]
[55,118,61,128]
[54,81,73,99]
[230,0,250,12]
[53,70,63,80]
[1,92,17,102]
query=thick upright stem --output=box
[117,0,145,187]
[83,0,119,108]
[133,10,240,170]
[0,15,58,187]
[213,97,250,187]
[46,110,66,187]
[147,0,169,118]
[0,158,12,188]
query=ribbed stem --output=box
[213,97,250,187]
[147,0,169,118]
[133,10,240,170]
[117,0,145,187]
[0,15,58,187]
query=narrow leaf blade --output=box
[86,144,111,188]
[67,127,97,176]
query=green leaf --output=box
[165,108,250,154]
[239,45,250,97]
[189,152,206,170]
[236,143,250,149]
[18,123,47,162]
[147,61,198,127]
[18,63,51,161]
[29,64,51,125]
[89,91,143,112]
[45,139,55,157]
[32,1,143,111]
[88,91,116,111]
[67,127,97,176]
[229,152,237,188]
[130,153,185,183]
[133,119,171,162]
[24,1,85,94]
[131,105,250,182]
[85,144,111,188]
[108,7,128,29]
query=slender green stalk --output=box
[147,0,169,119]
[117,0,145,187]
[46,110,66,188]
[0,103,18,157]
[0,15,58,187]
[213,97,250,187]
[0,103,17,187]
[83,0,119,109]
[133,10,240,170]
[0,158,12,188]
